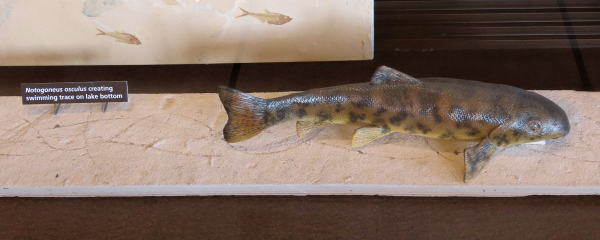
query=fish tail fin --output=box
[236,7,249,18]
[218,86,268,142]
[96,28,105,35]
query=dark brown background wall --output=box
[1,196,600,239]
[0,0,598,239]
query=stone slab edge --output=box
[1,185,599,197]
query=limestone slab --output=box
[0,91,599,196]
[0,0,373,65]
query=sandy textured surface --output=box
[0,0,373,65]
[0,91,598,188]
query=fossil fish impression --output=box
[218,66,570,182]
[96,28,141,45]
[161,0,180,5]
[236,7,292,25]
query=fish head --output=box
[132,37,142,45]
[279,15,292,24]
[504,92,570,146]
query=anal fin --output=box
[351,127,391,148]
[296,121,330,138]
[464,138,499,183]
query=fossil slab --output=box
[0,0,373,65]
[0,91,598,196]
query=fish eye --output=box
[529,121,542,133]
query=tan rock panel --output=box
[0,91,598,189]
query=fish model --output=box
[218,66,570,182]
[236,8,292,25]
[96,29,141,45]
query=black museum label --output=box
[21,81,128,105]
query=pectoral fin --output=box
[464,137,498,183]
[351,127,391,148]
[296,121,330,138]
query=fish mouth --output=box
[550,130,568,139]
[550,129,569,139]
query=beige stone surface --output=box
[0,0,373,65]
[0,91,598,188]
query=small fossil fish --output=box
[96,28,141,45]
[218,66,571,183]
[161,0,180,5]
[236,7,292,25]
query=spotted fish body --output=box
[219,66,570,182]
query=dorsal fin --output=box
[370,66,420,85]
[265,9,271,13]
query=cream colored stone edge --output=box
[1,185,600,197]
